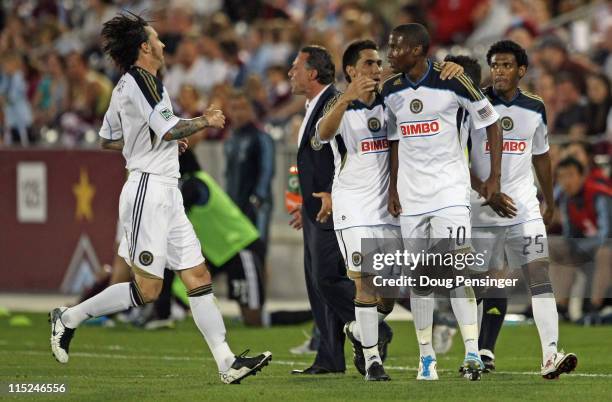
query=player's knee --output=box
[130,280,160,305]
[522,261,553,296]
[179,263,212,290]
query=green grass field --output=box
[1,313,611,401]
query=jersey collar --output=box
[403,60,432,88]
[492,87,521,106]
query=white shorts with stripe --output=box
[118,171,204,278]
[400,206,472,254]
[471,219,549,272]
[336,224,402,277]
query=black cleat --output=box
[378,322,393,363]
[481,354,495,373]
[49,307,75,364]
[365,361,391,381]
[220,350,272,384]
[344,322,365,375]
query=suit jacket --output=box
[297,85,339,230]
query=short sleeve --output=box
[532,110,549,155]
[451,74,499,130]
[99,94,122,140]
[386,105,399,141]
[128,69,180,138]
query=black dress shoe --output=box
[291,365,343,375]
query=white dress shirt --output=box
[297,84,331,148]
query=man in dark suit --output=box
[287,45,391,374]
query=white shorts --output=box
[336,224,402,277]
[471,219,549,272]
[118,172,204,278]
[400,206,472,254]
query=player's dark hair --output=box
[101,12,150,72]
[342,39,378,83]
[557,156,584,176]
[391,23,430,55]
[444,54,482,86]
[300,45,335,85]
[486,40,529,68]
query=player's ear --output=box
[518,65,526,79]
[346,65,356,81]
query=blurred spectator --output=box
[537,35,591,92]
[163,36,229,101]
[585,73,612,137]
[554,73,588,137]
[552,157,612,321]
[79,0,118,49]
[224,90,275,254]
[535,72,558,131]
[428,0,489,45]
[0,52,33,146]
[563,141,611,185]
[65,51,112,123]
[33,52,68,131]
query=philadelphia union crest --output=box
[368,117,381,132]
[139,251,154,266]
[351,252,363,266]
[410,99,423,113]
[501,116,514,131]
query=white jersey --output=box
[382,61,499,216]
[316,95,399,229]
[470,87,549,227]
[99,66,181,178]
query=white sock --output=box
[62,282,134,328]
[356,306,380,369]
[410,289,435,358]
[350,321,361,342]
[189,293,235,372]
[477,299,483,332]
[450,286,479,356]
[532,293,559,360]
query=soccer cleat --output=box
[480,349,495,373]
[219,350,272,384]
[378,322,393,363]
[541,351,578,379]
[417,355,438,380]
[49,307,76,364]
[433,324,457,354]
[365,361,391,381]
[344,322,366,375]
[462,352,484,381]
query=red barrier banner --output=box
[0,149,125,293]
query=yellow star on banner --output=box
[73,168,96,222]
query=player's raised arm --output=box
[163,105,225,141]
[317,75,376,141]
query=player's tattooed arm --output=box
[100,138,124,151]
[163,106,225,141]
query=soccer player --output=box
[49,12,272,384]
[383,23,503,380]
[316,39,398,381]
[469,40,577,379]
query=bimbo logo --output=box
[360,137,389,154]
[485,139,527,154]
[399,119,440,137]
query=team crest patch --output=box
[410,99,423,114]
[368,117,381,132]
[139,251,154,266]
[351,252,363,266]
[310,136,323,151]
[501,116,514,131]
[160,108,173,121]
